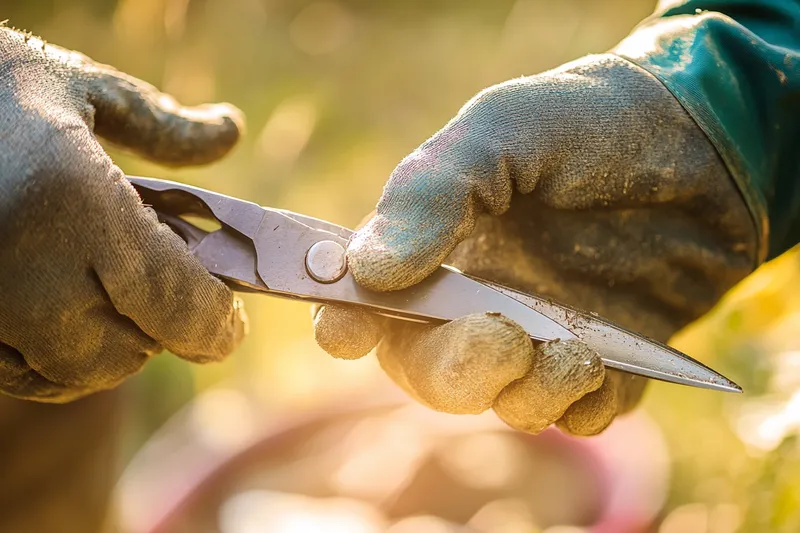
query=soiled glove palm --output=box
[315,54,757,436]
[0,27,247,402]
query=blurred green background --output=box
[3,0,800,532]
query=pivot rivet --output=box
[305,240,347,283]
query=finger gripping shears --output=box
[129,176,742,394]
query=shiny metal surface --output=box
[131,176,575,343]
[481,282,742,393]
[129,176,742,393]
[305,240,348,283]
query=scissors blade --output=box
[128,176,741,393]
[480,282,742,393]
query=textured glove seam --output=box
[608,52,767,268]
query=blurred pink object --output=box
[115,382,668,533]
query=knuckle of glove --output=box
[313,304,382,360]
[459,80,526,128]
[171,293,247,363]
[493,339,606,435]
[1,313,159,400]
[556,370,645,436]
[32,340,155,393]
[556,375,619,436]
[379,313,534,414]
[155,288,246,364]
[17,282,160,391]
[0,344,93,403]
[553,365,647,437]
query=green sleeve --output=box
[613,0,800,262]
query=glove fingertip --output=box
[313,305,382,360]
[493,339,606,435]
[174,292,248,364]
[172,101,245,162]
[347,219,417,292]
[88,71,246,167]
[209,102,246,135]
[556,378,618,436]
[347,216,455,292]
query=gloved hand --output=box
[314,54,757,436]
[0,27,247,402]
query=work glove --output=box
[0,27,247,402]
[314,54,757,436]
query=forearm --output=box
[613,0,800,260]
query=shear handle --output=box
[130,176,266,240]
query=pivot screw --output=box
[305,240,347,283]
